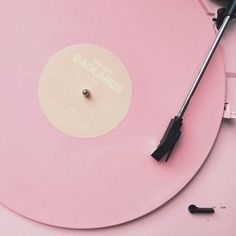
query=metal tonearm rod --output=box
[151,0,236,162]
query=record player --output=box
[0,0,236,235]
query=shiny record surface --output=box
[0,0,225,229]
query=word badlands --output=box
[73,54,124,94]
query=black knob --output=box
[188,205,215,214]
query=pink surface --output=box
[0,78,236,236]
[0,117,236,236]
[0,0,226,231]
[199,0,219,14]
[200,0,236,74]
[221,22,236,75]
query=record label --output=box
[39,44,132,138]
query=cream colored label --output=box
[38,44,132,138]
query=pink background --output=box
[0,0,236,235]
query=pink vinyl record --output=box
[0,0,225,229]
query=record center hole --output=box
[82,89,91,98]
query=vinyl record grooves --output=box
[0,0,225,229]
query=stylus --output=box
[151,0,236,162]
